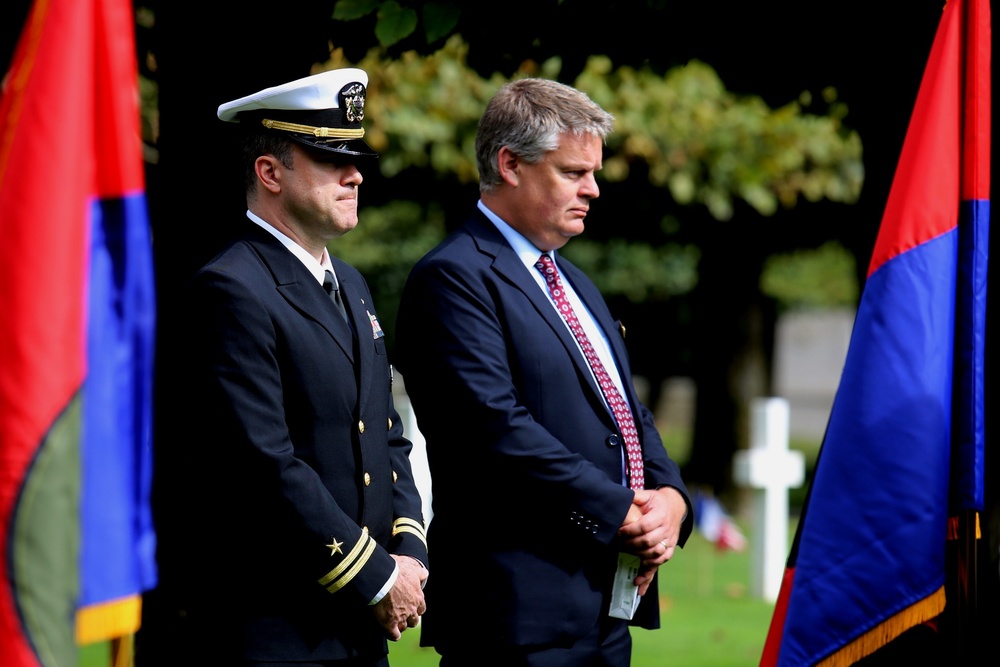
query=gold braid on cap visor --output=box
[261,118,365,139]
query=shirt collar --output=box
[477,200,560,274]
[247,210,328,285]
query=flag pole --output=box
[950,0,990,656]
[950,509,979,662]
[111,634,133,667]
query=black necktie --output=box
[323,269,349,323]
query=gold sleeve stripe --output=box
[392,517,426,536]
[318,528,373,590]
[324,537,377,594]
[392,518,427,547]
[392,525,428,549]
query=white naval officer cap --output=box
[217,68,377,160]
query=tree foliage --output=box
[318,35,863,309]
[332,0,462,47]
[583,61,864,221]
[761,241,859,311]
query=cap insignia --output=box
[341,83,366,122]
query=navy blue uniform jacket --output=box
[394,211,692,651]
[175,221,428,663]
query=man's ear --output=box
[497,146,520,187]
[255,155,282,194]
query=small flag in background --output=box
[0,0,157,666]
[694,491,748,552]
[760,0,990,665]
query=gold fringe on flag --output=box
[815,586,946,667]
[75,593,142,645]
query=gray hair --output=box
[475,78,615,193]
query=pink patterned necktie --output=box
[535,253,645,490]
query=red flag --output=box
[761,0,990,664]
[0,1,157,665]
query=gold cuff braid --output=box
[392,517,428,549]
[318,527,375,593]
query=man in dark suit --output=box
[155,68,428,667]
[394,78,693,666]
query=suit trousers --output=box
[437,615,631,667]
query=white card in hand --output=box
[609,552,641,619]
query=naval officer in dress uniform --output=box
[154,67,428,667]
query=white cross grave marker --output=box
[732,397,805,602]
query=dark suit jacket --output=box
[169,221,427,663]
[394,211,693,652]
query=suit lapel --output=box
[246,225,355,362]
[466,214,609,410]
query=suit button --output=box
[364,472,371,486]
[387,418,392,430]
[393,470,398,483]
[358,420,366,433]
[606,434,620,447]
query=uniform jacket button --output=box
[364,472,371,486]
[606,433,620,447]
[358,420,366,433]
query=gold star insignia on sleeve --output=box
[326,538,343,556]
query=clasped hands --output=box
[373,555,428,640]
[617,486,687,596]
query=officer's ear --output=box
[255,154,283,194]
